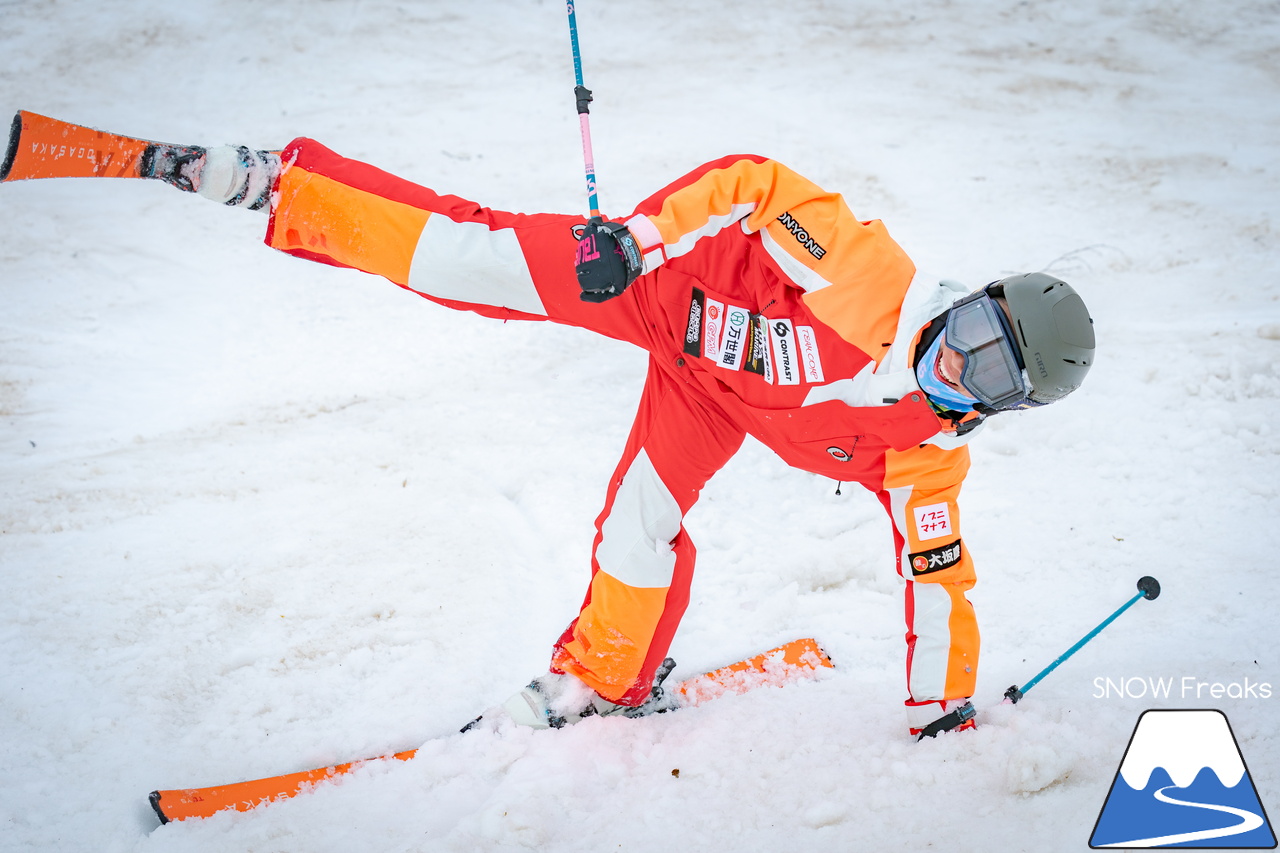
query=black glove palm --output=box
[575,217,643,303]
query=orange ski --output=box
[149,638,833,824]
[3,111,149,181]
[1,110,209,192]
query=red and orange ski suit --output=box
[264,140,982,716]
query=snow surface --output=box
[2,1,1278,851]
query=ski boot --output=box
[463,658,678,732]
[907,698,977,740]
[141,143,279,211]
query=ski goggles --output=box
[935,289,1029,410]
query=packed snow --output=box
[2,1,1278,851]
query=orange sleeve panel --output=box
[629,155,916,358]
[884,444,974,585]
[268,159,431,287]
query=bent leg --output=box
[552,364,745,706]
[265,138,651,342]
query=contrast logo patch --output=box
[909,539,963,576]
[769,319,800,386]
[913,502,953,540]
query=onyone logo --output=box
[776,212,827,259]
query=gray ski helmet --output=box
[992,272,1095,405]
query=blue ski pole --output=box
[565,1,601,218]
[1004,576,1161,704]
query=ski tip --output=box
[1,111,21,182]
[148,790,170,825]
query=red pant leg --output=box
[264,137,654,345]
[263,139,743,705]
[551,363,746,705]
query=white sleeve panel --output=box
[759,224,836,294]
[594,449,683,589]
[407,215,548,317]
[659,202,758,262]
[906,581,954,701]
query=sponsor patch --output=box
[703,297,725,362]
[719,305,750,370]
[913,502,953,541]
[744,315,775,383]
[908,539,963,576]
[688,290,824,386]
[769,319,800,386]
[795,324,825,383]
[684,288,705,357]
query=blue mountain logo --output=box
[1090,709,1276,848]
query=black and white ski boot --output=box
[463,658,678,732]
[141,143,279,211]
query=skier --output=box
[20,134,1097,739]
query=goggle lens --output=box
[944,295,1027,408]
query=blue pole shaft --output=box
[566,1,601,217]
[1018,589,1146,697]
[567,0,585,86]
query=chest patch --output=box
[685,288,824,385]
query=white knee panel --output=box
[595,449,683,589]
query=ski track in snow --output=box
[2,1,1278,851]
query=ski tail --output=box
[148,638,833,824]
[148,748,420,825]
[1,110,155,183]
[1,113,20,181]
